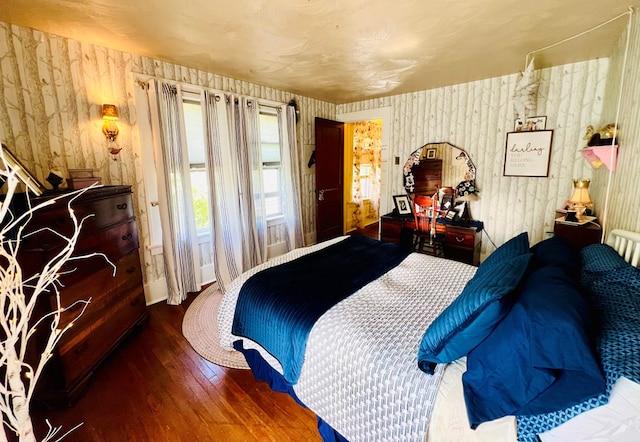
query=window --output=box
[259,108,283,218]
[359,164,372,200]
[182,93,210,235]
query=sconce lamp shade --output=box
[102,104,120,143]
[102,104,119,120]
[570,179,591,205]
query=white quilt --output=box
[218,237,478,441]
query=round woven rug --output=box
[182,284,249,369]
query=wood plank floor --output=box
[30,292,322,442]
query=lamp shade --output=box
[102,104,119,120]
[570,179,591,205]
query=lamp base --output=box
[565,211,578,223]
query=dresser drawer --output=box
[445,226,477,249]
[27,192,134,237]
[54,251,143,333]
[56,285,146,385]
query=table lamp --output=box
[569,179,592,221]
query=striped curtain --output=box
[143,80,201,305]
[280,104,304,249]
[202,92,267,292]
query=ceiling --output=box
[0,0,635,104]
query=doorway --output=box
[344,120,383,233]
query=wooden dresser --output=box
[18,185,148,407]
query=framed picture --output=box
[426,148,437,159]
[445,210,457,220]
[0,143,45,195]
[392,194,412,216]
[514,116,547,132]
[503,130,554,177]
[454,202,466,219]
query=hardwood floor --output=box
[30,293,322,442]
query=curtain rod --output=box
[133,73,291,109]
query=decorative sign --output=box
[503,130,553,177]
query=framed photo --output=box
[503,130,553,177]
[514,116,547,132]
[426,148,437,159]
[0,143,45,195]
[445,210,457,220]
[454,202,466,219]
[392,194,412,215]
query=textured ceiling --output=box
[0,0,634,104]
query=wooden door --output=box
[315,117,344,242]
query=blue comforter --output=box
[231,235,410,384]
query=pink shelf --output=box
[582,145,618,171]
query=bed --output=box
[218,229,640,442]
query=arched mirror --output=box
[403,142,477,201]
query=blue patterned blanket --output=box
[516,243,640,440]
[231,235,410,384]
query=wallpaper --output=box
[590,9,640,237]
[1,16,637,301]
[0,22,335,294]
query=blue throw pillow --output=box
[476,232,530,277]
[530,235,578,273]
[417,252,533,374]
[462,266,606,428]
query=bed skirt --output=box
[234,341,348,442]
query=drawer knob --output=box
[455,236,465,243]
[122,233,133,241]
[116,203,128,210]
[126,266,136,274]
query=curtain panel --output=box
[139,80,201,305]
[279,105,304,250]
[136,77,304,297]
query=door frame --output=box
[336,107,392,216]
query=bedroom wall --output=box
[0,21,335,303]
[1,17,636,300]
[590,10,640,236]
[337,60,613,252]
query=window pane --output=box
[190,168,210,229]
[264,196,280,217]
[263,168,280,194]
[183,100,205,165]
[259,113,279,143]
[262,142,281,163]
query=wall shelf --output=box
[582,145,618,171]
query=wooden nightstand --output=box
[444,225,482,266]
[553,219,602,251]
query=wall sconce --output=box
[102,104,122,158]
[566,179,592,222]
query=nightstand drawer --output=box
[445,226,476,249]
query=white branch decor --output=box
[0,147,114,442]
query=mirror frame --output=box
[403,142,477,200]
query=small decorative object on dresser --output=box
[18,185,148,407]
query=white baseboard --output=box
[267,241,288,260]
[144,277,168,306]
[200,263,216,285]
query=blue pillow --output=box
[462,266,606,428]
[476,232,530,277]
[530,235,577,273]
[417,252,533,374]
[581,243,629,273]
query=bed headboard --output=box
[605,229,640,267]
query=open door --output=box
[315,117,344,242]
